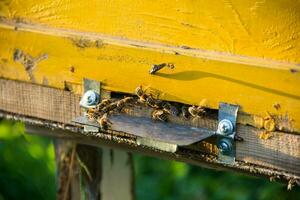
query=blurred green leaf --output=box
[134,154,300,200]
[0,120,55,200]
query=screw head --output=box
[218,138,232,154]
[218,119,234,135]
[80,90,100,108]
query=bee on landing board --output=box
[135,85,148,103]
[95,99,111,111]
[151,109,168,122]
[116,97,134,111]
[188,105,206,117]
[97,113,113,130]
[181,105,190,119]
[101,102,118,114]
[162,102,179,116]
[86,108,97,121]
[188,99,208,117]
[146,95,163,108]
[135,85,161,108]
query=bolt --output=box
[217,119,233,136]
[218,138,232,154]
[80,90,100,107]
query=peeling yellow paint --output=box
[237,114,264,129]
[13,48,48,82]
[259,131,273,140]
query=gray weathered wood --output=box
[101,148,134,200]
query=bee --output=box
[101,102,118,114]
[95,99,111,112]
[145,94,163,108]
[162,102,178,116]
[116,97,134,111]
[151,109,168,122]
[145,94,156,107]
[181,105,190,119]
[135,85,148,103]
[97,113,113,130]
[287,178,296,190]
[86,108,97,120]
[188,105,206,117]
[149,63,175,74]
[188,99,209,117]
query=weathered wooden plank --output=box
[0,25,299,131]
[101,148,134,200]
[0,78,299,179]
[0,79,81,124]
[54,140,103,200]
[0,0,299,63]
[54,140,80,200]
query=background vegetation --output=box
[0,120,299,200]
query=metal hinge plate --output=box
[216,103,239,164]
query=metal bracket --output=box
[81,78,101,132]
[216,102,239,164]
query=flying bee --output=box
[162,102,179,116]
[181,105,190,119]
[97,113,113,130]
[151,109,168,122]
[188,105,206,117]
[116,97,134,111]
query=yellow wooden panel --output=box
[0,0,299,63]
[0,26,299,131]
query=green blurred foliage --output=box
[134,155,300,200]
[0,120,56,200]
[0,120,299,200]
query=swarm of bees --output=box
[135,85,208,122]
[85,96,134,131]
[84,85,209,130]
[135,85,178,122]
